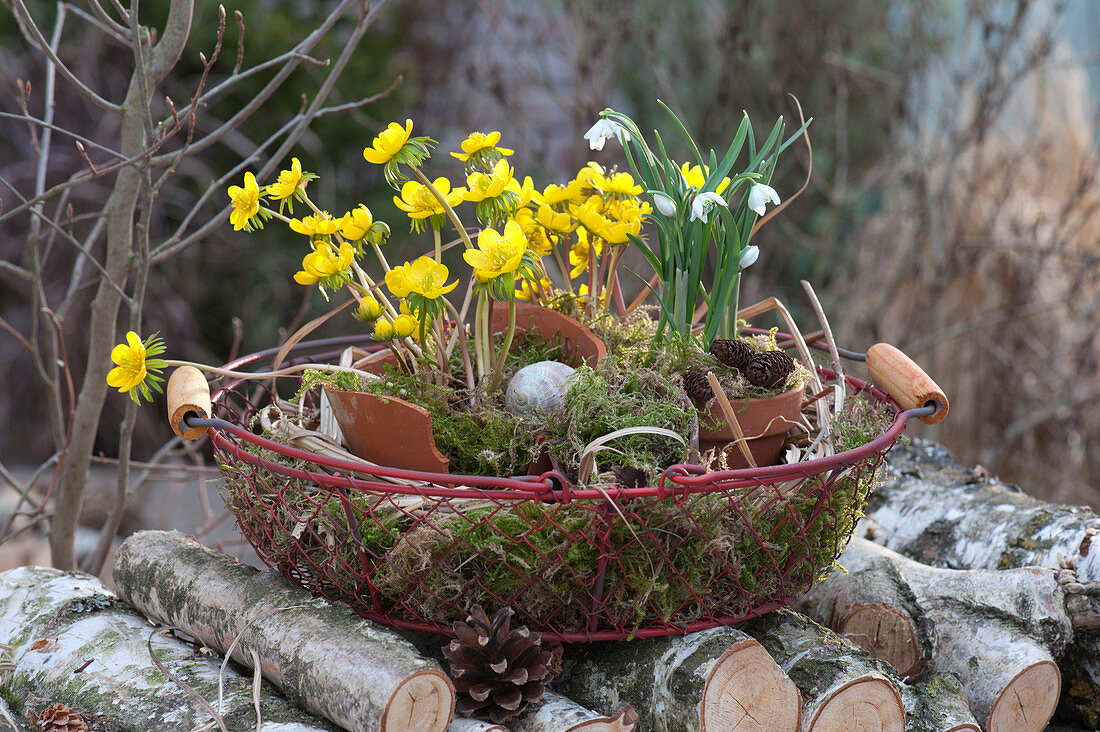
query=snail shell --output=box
[505,361,577,417]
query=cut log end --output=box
[838,604,922,679]
[808,676,905,732]
[382,668,455,732]
[702,639,802,732]
[987,660,1060,732]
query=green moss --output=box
[0,683,19,714]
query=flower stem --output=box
[432,226,442,264]
[162,359,372,381]
[488,295,516,393]
[410,167,475,250]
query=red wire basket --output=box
[187,335,945,642]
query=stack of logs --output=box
[3,440,1098,731]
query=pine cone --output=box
[682,370,714,404]
[709,338,756,372]
[36,704,87,732]
[745,350,796,389]
[443,606,555,724]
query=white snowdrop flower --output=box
[652,192,677,217]
[583,118,629,151]
[689,191,727,223]
[747,183,781,216]
[739,245,760,269]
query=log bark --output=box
[897,675,981,732]
[112,529,455,732]
[554,626,801,732]
[795,536,1067,731]
[873,440,1100,726]
[741,608,905,732]
[448,717,508,732]
[510,690,638,732]
[0,565,338,731]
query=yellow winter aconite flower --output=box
[363,119,414,165]
[541,181,585,207]
[227,172,261,231]
[569,227,602,278]
[386,257,458,300]
[599,171,643,198]
[393,178,464,225]
[575,162,608,197]
[463,159,515,203]
[107,331,148,393]
[267,158,303,200]
[451,131,514,173]
[512,207,554,258]
[106,331,168,404]
[340,206,375,241]
[290,212,344,237]
[293,239,355,286]
[516,276,554,301]
[680,162,731,195]
[373,319,395,341]
[536,204,572,234]
[392,314,417,338]
[356,296,384,321]
[463,221,527,282]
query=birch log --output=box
[112,530,454,732]
[510,690,639,732]
[742,609,905,732]
[897,675,981,732]
[795,536,1067,731]
[873,440,1100,725]
[554,626,801,732]
[0,566,338,731]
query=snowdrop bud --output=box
[652,192,677,217]
[739,245,760,270]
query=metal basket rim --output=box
[206,336,911,500]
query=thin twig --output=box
[705,371,756,468]
[800,280,845,417]
[147,629,229,732]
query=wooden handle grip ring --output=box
[865,343,949,425]
[167,366,212,439]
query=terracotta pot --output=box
[698,385,804,469]
[327,304,605,474]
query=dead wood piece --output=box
[448,717,508,732]
[510,690,638,732]
[0,565,338,731]
[872,440,1099,726]
[795,536,1067,731]
[741,609,905,732]
[897,675,981,732]
[554,626,801,732]
[112,530,454,732]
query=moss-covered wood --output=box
[795,536,1067,731]
[112,530,454,732]
[553,626,800,732]
[509,690,638,732]
[873,440,1100,727]
[0,565,338,731]
[742,609,905,732]
[897,675,981,732]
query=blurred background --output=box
[2,0,1099,566]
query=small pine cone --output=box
[709,338,756,372]
[746,350,796,389]
[36,704,87,732]
[443,606,555,724]
[682,370,714,404]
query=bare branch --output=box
[233,9,245,75]
[8,0,121,113]
[74,141,97,175]
[148,0,194,82]
[65,2,130,45]
[0,111,124,158]
[0,260,32,283]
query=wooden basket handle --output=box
[866,343,949,425]
[167,366,212,439]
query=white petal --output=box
[739,245,760,269]
[652,192,677,217]
[747,183,781,216]
[690,191,727,223]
